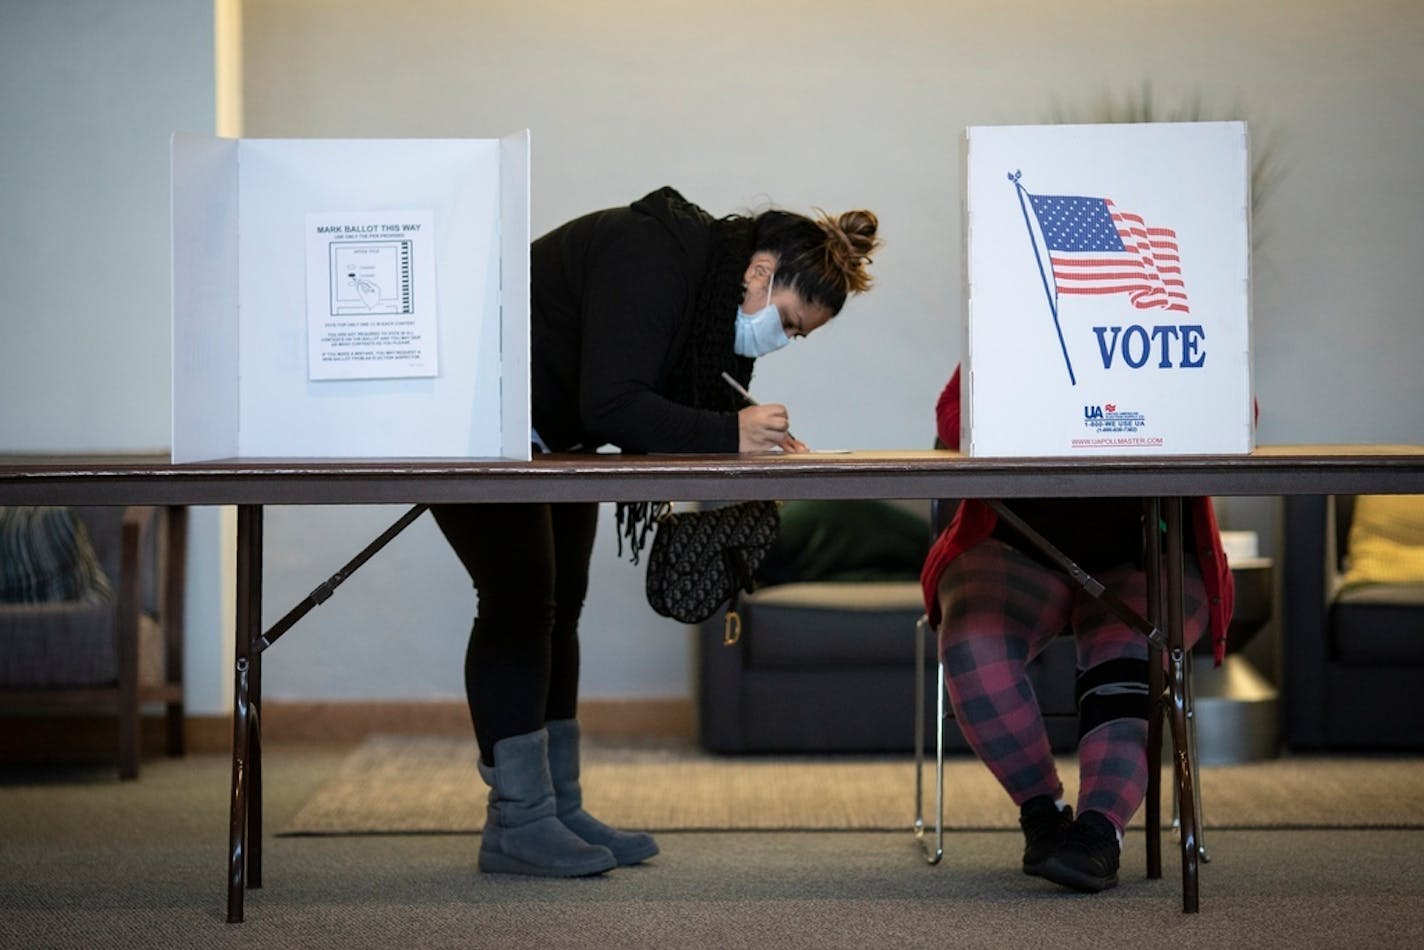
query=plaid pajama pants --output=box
[936,537,1208,834]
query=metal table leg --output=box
[247,509,264,891]
[1164,497,1201,912]
[222,503,428,923]
[226,504,261,923]
[1145,499,1164,880]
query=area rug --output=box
[281,734,1424,835]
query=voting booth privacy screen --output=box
[171,133,531,462]
[962,122,1253,457]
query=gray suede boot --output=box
[476,728,617,877]
[546,718,660,865]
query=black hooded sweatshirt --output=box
[529,188,742,454]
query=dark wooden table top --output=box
[4,445,1424,506]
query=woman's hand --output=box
[739,404,802,453]
[779,434,809,453]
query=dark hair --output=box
[750,208,881,314]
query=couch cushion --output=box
[0,601,116,686]
[1340,495,1424,588]
[740,581,927,667]
[1330,582,1424,665]
[755,500,929,586]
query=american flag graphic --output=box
[1025,193,1190,313]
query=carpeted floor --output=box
[282,735,1424,835]
[5,745,1424,948]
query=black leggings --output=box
[430,502,599,764]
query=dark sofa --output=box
[697,499,1275,756]
[696,579,1080,753]
[1282,494,1424,749]
[696,500,1079,754]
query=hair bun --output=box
[817,209,881,295]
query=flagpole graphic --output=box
[1010,171,1191,387]
[1009,170,1075,385]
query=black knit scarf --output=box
[615,215,757,562]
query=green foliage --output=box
[1045,82,1283,227]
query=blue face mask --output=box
[733,273,790,358]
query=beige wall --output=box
[237,0,1424,704]
[239,0,1424,448]
[0,0,238,715]
[5,1,1407,707]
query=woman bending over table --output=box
[433,187,880,877]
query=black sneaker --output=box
[1037,810,1121,893]
[1019,795,1073,877]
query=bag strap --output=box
[717,502,781,647]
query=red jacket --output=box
[919,368,1235,664]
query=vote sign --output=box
[962,122,1253,456]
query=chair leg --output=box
[1184,649,1208,863]
[166,700,186,758]
[1166,498,1201,913]
[913,615,944,865]
[117,692,139,780]
[1168,652,1210,863]
[163,505,187,759]
[117,511,143,780]
[1146,647,1164,878]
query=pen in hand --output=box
[721,371,798,446]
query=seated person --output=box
[920,367,1235,893]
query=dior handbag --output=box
[643,500,781,638]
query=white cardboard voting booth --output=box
[963,122,1253,457]
[171,133,531,462]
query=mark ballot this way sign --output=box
[962,122,1253,456]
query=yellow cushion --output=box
[1340,495,1424,587]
